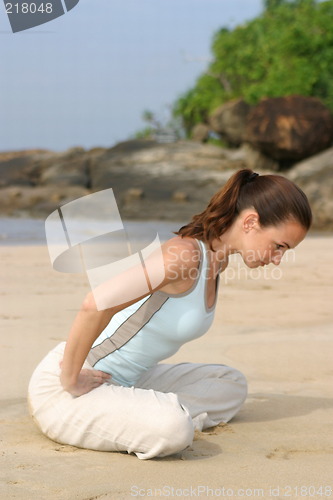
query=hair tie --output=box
[247,172,259,182]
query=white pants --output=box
[28,342,247,460]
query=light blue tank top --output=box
[88,239,219,386]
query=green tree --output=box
[174,0,333,134]
[264,0,285,9]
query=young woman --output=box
[28,169,312,459]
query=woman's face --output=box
[239,215,307,268]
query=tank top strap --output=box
[195,239,208,264]
[195,238,221,313]
[194,239,209,291]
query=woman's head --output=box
[176,169,312,251]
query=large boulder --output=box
[286,147,333,230]
[245,95,333,164]
[209,99,252,146]
[191,123,210,143]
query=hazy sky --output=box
[0,0,263,152]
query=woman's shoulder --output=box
[163,235,200,253]
[161,236,201,269]
[155,236,201,291]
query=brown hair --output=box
[175,169,312,250]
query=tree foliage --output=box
[173,0,333,133]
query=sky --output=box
[0,0,264,152]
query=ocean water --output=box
[0,217,185,246]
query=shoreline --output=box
[0,217,185,246]
[1,216,332,247]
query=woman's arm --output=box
[60,237,199,396]
[60,296,115,396]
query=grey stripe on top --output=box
[87,292,169,367]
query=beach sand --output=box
[1,234,332,500]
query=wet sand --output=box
[1,234,332,499]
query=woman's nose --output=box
[271,251,284,266]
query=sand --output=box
[1,234,332,500]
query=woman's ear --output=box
[243,212,260,232]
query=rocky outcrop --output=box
[245,95,333,164]
[191,123,210,143]
[286,147,333,230]
[81,140,248,221]
[0,150,48,187]
[0,141,238,220]
[193,95,333,169]
[0,185,90,218]
[226,143,279,172]
[0,139,332,230]
[209,99,251,147]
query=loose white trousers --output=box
[28,342,247,459]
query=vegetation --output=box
[173,0,333,134]
[134,108,185,140]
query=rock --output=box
[0,138,332,230]
[0,185,89,217]
[172,191,188,202]
[209,99,251,146]
[88,147,107,155]
[287,146,333,183]
[286,147,333,230]
[50,192,63,203]
[40,157,90,187]
[191,123,210,143]
[245,95,333,164]
[230,143,279,172]
[153,129,179,143]
[89,140,231,193]
[124,188,144,202]
[8,187,22,199]
[65,146,86,157]
[106,139,159,155]
[0,150,49,187]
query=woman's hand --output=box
[60,365,112,397]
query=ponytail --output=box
[175,169,312,250]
